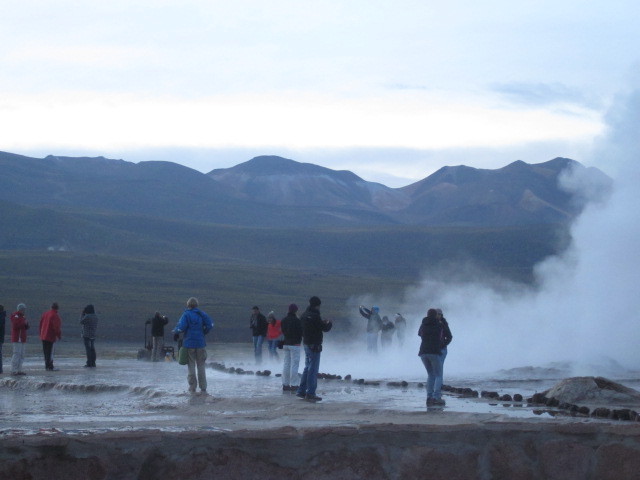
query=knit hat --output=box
[17,303,26,311]
[267,311,275,318]
[309,296,321,307]
[288,303,299,313]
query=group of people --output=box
[358,305,407,352]
[0,302,99,375]
[247,299,333,401]
[2,297,452,408]
[176,295,332,402]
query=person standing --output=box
[150,311,169,362]
[359,305,382,353]
[380,315,395,348]
[296,296,332,402]
[80,305,98,368]
[436,308,453,368]
[10,303,29,375]
[249,306,267,364]
[39,302,62,371]
[394,313,407,346]
[280,303,302,391]
[0,305,6,374]
[418,308,445,406]
[172,297,213,394]
[266,311,282,360]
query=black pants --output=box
[42,340,54,369]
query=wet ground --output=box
[2,342,639,435]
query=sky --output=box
[1,1,639,186]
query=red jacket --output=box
[266,319,282,340]
[40,309,62,342]
[11,311,29,343]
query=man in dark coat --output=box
[280,303,302,391]
[249,306,268,364]
[150,311,169,361]
[296,296,332,402]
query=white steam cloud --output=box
[324,88,640,380]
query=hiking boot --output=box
[295,391,306,399]
[426,397,435,406]
[305,394,322,402]
[282,385,290,392]
[432,398,446,406]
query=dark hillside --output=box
[0,152,397,227]
[208,155,408,211]
[398,157,602,225]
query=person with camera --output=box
[296,296,332,402]
[149,311,169,362]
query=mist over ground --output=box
[322,88,640,380]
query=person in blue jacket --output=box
[173,297,213,395]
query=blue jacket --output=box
[174,308,213,348]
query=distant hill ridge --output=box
[0,150,610,227]
[208,154,610,225]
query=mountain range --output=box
[0,151,610,229]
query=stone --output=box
[543,377,640,407]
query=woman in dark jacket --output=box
[418,308,445,406]
[280,303,302,391]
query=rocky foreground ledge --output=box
[2,421,640,480]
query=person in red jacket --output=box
[40,302,62,371]
[266,311,282,360]
[10,303,29,375]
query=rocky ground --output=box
[3,386,640,480]
[2,418,640,479]
[4,361,640,479]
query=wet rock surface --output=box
[543,376,640,406]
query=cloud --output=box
[491,82,601,109]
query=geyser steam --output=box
[326,88,640,380]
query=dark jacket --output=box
[440,317,453,348]
[281,312,303,346]
[250,312,268,337]
[0,309,6,343]
[418,313,442,356]
[151,313,169,337]
[301,306,332,346]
